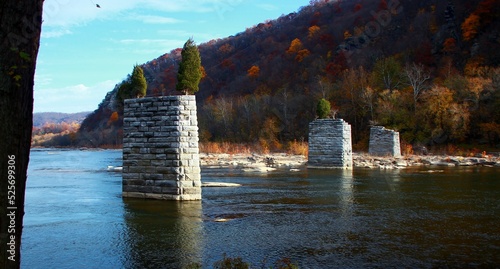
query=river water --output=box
[22,149,500,268]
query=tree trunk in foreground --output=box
[0,1,43,268]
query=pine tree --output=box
[317,98,331,119]
[130,65,147,98]
[117,65,147,105]
[176,38,202,95]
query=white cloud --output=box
[111,38,186,55]
[34,80,119,113]
[41,28,73,38]
[42,0,234,27]
[135,15,183,24]
[156,30,222,44]
[256,4,278,11]
[34,74,53,86]
[118,38,185,47]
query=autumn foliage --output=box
[462,0,500,41]
[287,38,304,54]
[247,65,260,78]
[56,0,500,151]
[461,14,481,41]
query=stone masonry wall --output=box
[369,126,401,157]
[308,119,353,169]
[122,95,201,200]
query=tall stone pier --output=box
[308,119,353,169]
[122,95,201,201]
[368,126,401,157]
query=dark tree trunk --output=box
[0,1,43,268]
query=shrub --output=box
[316,98,331,119]
[213,254,249,269]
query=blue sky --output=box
[35,0,311,113]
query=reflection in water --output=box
[383,169,402,192]
[340,169,354,215]
[123,199,203,269]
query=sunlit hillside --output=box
[52,0,500,151]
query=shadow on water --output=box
[122,199,203,269]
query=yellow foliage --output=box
[199,142,252,154]
[464,58,489,77]
[295,49,311,62]
[200,66,207,79]
[287,140,308,157]
[287,38,303,54]
[308,25,320,39]
[343,30,352,39]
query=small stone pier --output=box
[308,119,353,169]
[122,95,201,200]
[368,126,401,157]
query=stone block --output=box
[142,174,163,181]
[161,187,180,195]
[182,187,201,195]
[128,166,146,173]
[155,180,177,187]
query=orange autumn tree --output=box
[461,0,500,41]
[287,38,304,54]
[247,65,260,78]
[296,49,311,62]
[287,38,310,62]
[308,25,320,39]
[109,111,119,123]
[461,14,481,41]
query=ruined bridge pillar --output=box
[308,119,353,169]
[122,95,201,200]
[368,126,401,157]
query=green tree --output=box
[117,80,132,104]
[130,65,147,98]
[117,65,147,106]
[316,98,331,119]
[176,38,202,95]
[0,1,43,268]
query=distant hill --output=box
[61,0,500,149]
[33,112,91,127]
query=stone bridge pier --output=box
[308,119,353,169]
[368,126,401,157]
[122,95,201,201]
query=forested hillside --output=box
[32,112,89,146]
[33,112,90,127]
[69,0,500,150]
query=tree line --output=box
[197,55,500,150]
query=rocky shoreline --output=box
[200,152,500,171]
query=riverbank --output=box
[200,152,500,171]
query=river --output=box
[21,149,500,268]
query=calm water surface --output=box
[22,149,500,268]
